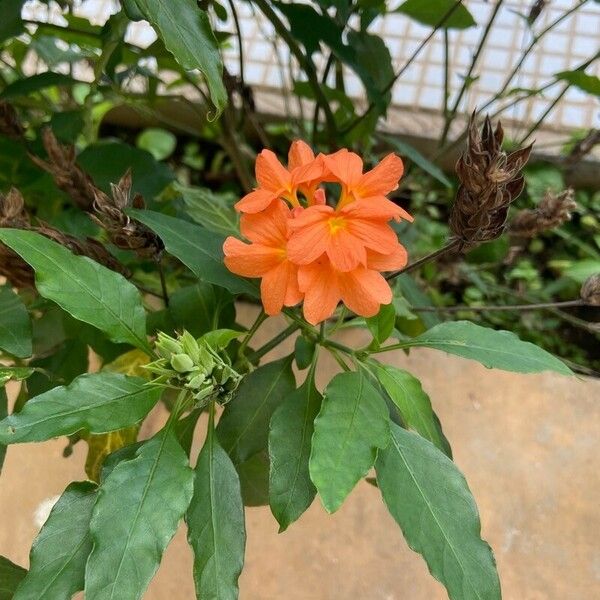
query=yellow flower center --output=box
[328,216,347,235]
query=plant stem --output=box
[341,0,465,136]
[247,323,300,362]
[386,239,461,281]
[412,299,587,313]
[226,0,245,89]
[156,258,170,307]
[238,310,267,357]
[327,347,351,371]
[439,0,504,147]
[442,28,450,121]
[252,0,337,145]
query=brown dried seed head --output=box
[450,115,532,248]
[29,128,98,210]
[581,274,600,306]
[0,101,24,140]
[509,188,577,238]
[0,188,29,227]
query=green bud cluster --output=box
[147,330,242,406]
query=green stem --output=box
[252,0,337,145]
[327,347,351,371]
[238,310,267,357]
[247,323,300,362]
[442,28,450,121]
[385,239,461,281]
[412,299,587,313]
[439,0,504,147]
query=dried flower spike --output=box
[29,128,98,211]
[0,101,25,140]
[510,189,577,238]
[450,115,532,248]
[91,170,163,259]
[581,274,600,306]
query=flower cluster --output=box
[223,141,412,324]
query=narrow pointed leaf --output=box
[0,389,6,474]
[403,321,572,375]
[0,285,31,358]
[129,209,257,296]
[0,373,161,444]
[187,427,245,600]
[376,424,501,600]
[85,430,194,600]
[0,556,26,600]
[372,364,452,457]
[217,357,296,464]
[13,481,96,600]
[269,375,322,531]
[0,230,149,351]
[309,371,390,513]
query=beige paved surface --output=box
[1,307,599,599]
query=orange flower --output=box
[235,140,324,213]
[223,200,302,315]
[298,247,407,325]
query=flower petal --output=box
[288,140,315,170]
[339,269,392,317]
[342,197,413,222]
[260,261,295,315]
[298,261,341,325]
[255,149,291,193]
[324,149,363,188]
[240,199,290,246]
[356,153,404,198]
[326,228,368,271]
[366,244,408,272]
[223,237,282,277]
[235,188,278,213]
[287,205,334,265]
[345,219,400,255]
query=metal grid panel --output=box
[20,0,600,138]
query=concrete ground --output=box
[1,307,598,599]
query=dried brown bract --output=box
[581,274,600,306]
[509,189,577,238]
[29,128,98,210]
[450,115,532,248]
[0,101,25,140]
[527,0,547,26]
[91,170,163,259]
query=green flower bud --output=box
[171,353,195,373]
[187,372,207,390]
[155,332,183,359]
[180,331,201,363]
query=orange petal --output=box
[323,149,363,188]
[260,261,295,315]
[223,237,282,277]
[325,228,368,272]
[366,244,408,271]
[298,261,341,325]
[255,149,291,193]
[339,269,392,317]
[288,140,315,170]
[235,188,278,213]
[342,197,413,222]
[345,219,400,255]
[240,199,290,246]
[287,206,333,265]
[356,153,404,198]
[291,156,325,187]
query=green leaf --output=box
[395,0,476,29]
[200,328,243,350]
[555,70,600,97]
[0,230,150,352]
[136,127,177,160]
[0,285,31,358]
[269,371,322,531]
[380,135,452,187]
[176,182,239,237]
[0,0,25,43]
[131,0,226,115]
[237,450,270,506]
[564,259,600,284]
[366,303,396,345]
[78,141,174,200]
[187,423,245,600]
[13,481,96,600]
[376,424,501,600]
[0,555,26,600]
[294,335,315,370]
[0,373,161,444]
[309,371,390,513]
[0,73,76,100]
[129,209,257,296]
[217,357,296,464]
[0,366,35,386]
[371,363,451,457]
[403,320,572,375]
[85,429,194,600]
[169,282,235,337]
